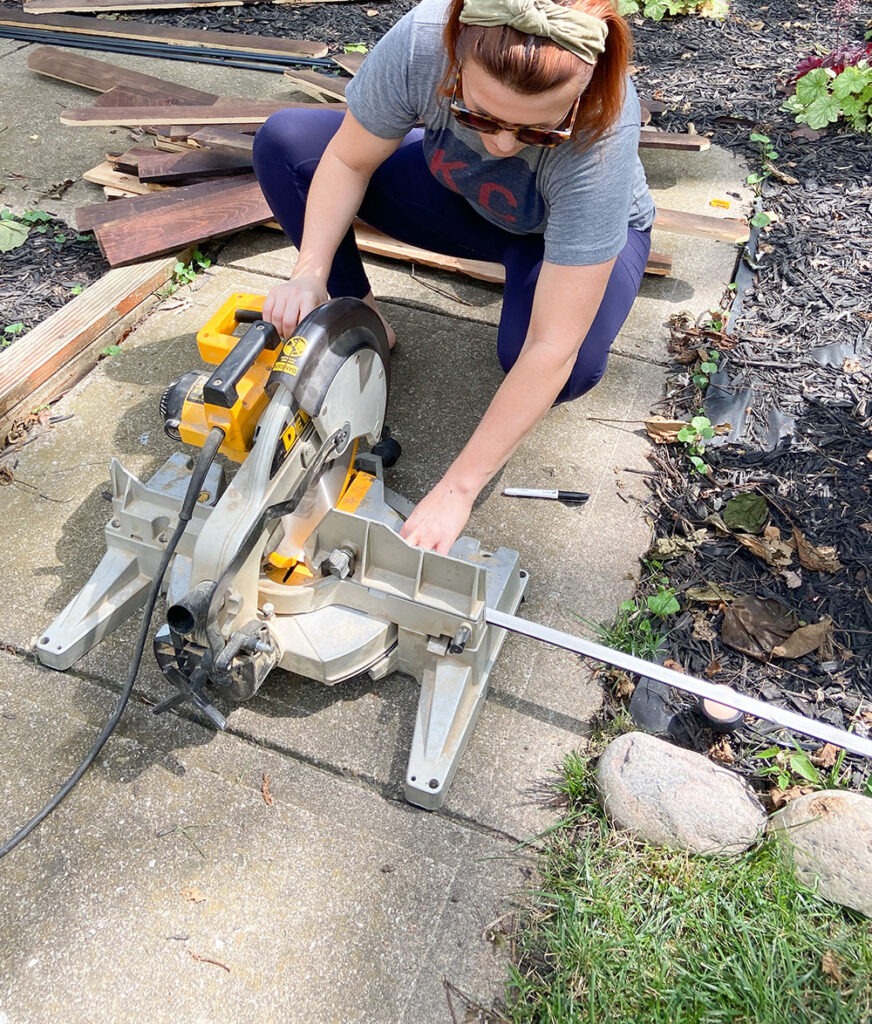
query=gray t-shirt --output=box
[346,0,655,266]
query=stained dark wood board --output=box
[94,179,273,265]
[93,83,218,107]
[187,127,256,153]
[137,147,253,184]
[639,129,711,152]
[3,9,329,58]
[24,0,345,11]
[76,176,259,231]
[283,68,348,101]
[27,46,218,101]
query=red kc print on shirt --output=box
[429,149,519,224]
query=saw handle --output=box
[202,319,281,409]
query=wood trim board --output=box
[353,223,673,280]
[0,253,186,426]
[60,100,339,127]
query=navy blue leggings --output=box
[252,108,651,404]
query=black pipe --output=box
[0,26,338,72]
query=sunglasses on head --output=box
[449,66,581,149]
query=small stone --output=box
[768,790,872,917]
[595,732,767,855]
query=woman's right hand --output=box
[261,275,329,339]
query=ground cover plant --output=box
[503,751,872,1024]
[782,0,872,132]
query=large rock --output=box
[595,731,767,855]
[768,790,872,917]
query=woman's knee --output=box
[253,108,343,177]
[556,358,608,404]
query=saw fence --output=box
[2,17,749,438]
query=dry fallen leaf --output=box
[261,773,274,806]
[181,886,207,904]
[704,660,722,678]
[709,735,734,764]
[821,950,844,985]
[792,527,843,573]
[644,416,690,444]
[772,616,833,660]
[842,358,862,374]
[736,529,794,568]
[810,743,840,769]
[769,784,815,809]
[613,672,636,699]
[780,569,803,589]
[721,594,798,661]
[686,580,735,604]
[692,612,717,642]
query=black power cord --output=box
[0,427,226,861]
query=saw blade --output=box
[486,608,872,759]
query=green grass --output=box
[505,751,872,1024]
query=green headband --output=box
[459,0,608,64]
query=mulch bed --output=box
[0,221,107,340]
[3,0,870,791]
[626,0,872,796]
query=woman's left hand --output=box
[399,477,475,554]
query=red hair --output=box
[441,0,633,147]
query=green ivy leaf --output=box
[750,211,773,227]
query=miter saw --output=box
[35,294,527,810]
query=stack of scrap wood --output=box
[26,21,750,279]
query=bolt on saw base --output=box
[36,294,527,810]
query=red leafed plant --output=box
[789,0,871,83]
[792,42,872,84]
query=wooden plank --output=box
[83,161,156,194]
[654,207,748,243]
[187,127,256,154]
[332,53,366,76]
[352,223,672,281]
[3,10,329,58]
[94,179,272,265]
[0,254,185,425]
[639,129,710,152]
[27,45,219,101]
[76,176,258,231]
[93,84,215,108]
[24,0,347,11]
[25,0,245,9]
[60,100,334,127]
[136,147,253,184]
[283,68,348,102]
